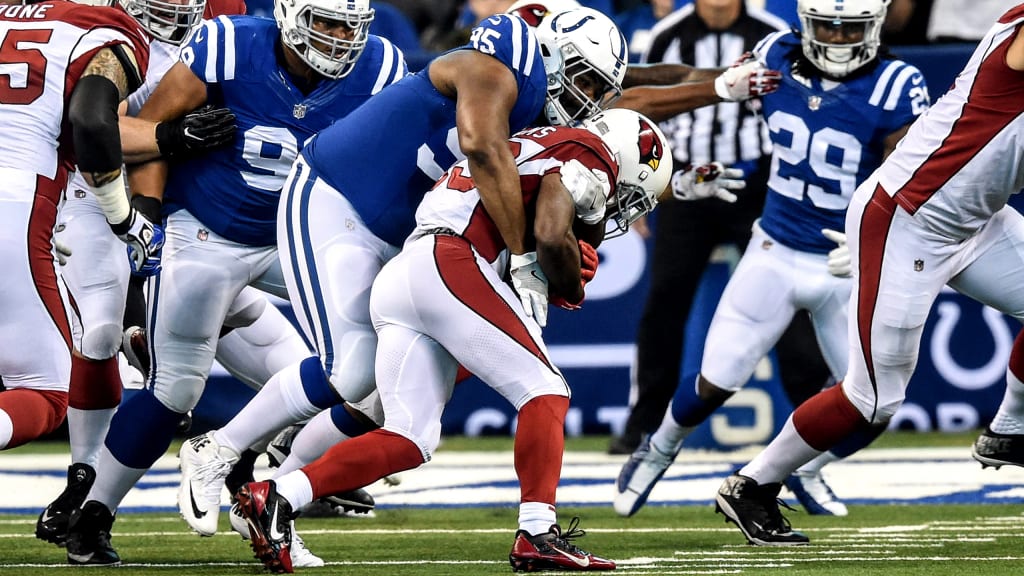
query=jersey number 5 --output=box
[0,29,52,105]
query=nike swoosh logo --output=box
[188,484,207,519]
[553,547,590,567]
[267,504,285,541]
[40,509,56,523]
[68,551,94,563]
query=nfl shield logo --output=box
[914,259,924,272]
[197,229,209,241]
[293,104,307,119]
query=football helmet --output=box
[581,108,672,237]
[119,0,205,44]
[797,0,887,77]
[506,0,580,27]
[534,7,627,126]
[275,0,374,79]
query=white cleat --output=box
[784,470,848,516]
[177,432,239,536]
[291,526,325,568]
[613,435,678,517]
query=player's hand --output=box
[110,209,165,276]
[156,105,237,159]
[53,223,71,266]
[551,240,598,312]
[714,54,782,101]
[510,252,549,327]
[822,228,852,278]
[671,162,746,203]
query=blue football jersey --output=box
[754,31,929,253]
[163,16,407,246]
[301,13,547,247]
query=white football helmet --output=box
[798,0,887,77]
[534,7,627,127]
[119,0,206,44]
[581,108,672,237]
[275,0,374,79]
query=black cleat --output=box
[65,501,120,566]
[122,326,150,377]
[36,463,96,547]
[509,517,616,572]
[972,427,1024,469]
[715,474,809,546]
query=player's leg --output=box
[942,207,1024,467]
[717,186,951,545]
[75,210,259,544]
[38,190,130,546]
[615,223,797,517]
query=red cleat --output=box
[235,481,294,573]
[509,517,616,571]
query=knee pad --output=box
[79,321,123,360]
[327,330,376,402]
[153,376,205,413]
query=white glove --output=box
[53,223,71,266]
[560,159,611,225]
[671,162,746,203]
[509,252,549,327]
[822,228,852,278]
[713,58,783,101]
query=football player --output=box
[179,6,626,569]
[34,0,242,554]
[614,0,931,528]
[63,0,407,565]
[239,107,672,574]
[719,2,1024,546]
[0,0,150,450]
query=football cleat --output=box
[972,427,1024,469]
[178,432,240,536]
[36,463,96,546]
[122,326,150,376]
[230,499,323,567]
[236,481,294,574]
[784,470,848,516]
[65,501,120,566]
[303,489,376,517]
[715,474,809,546]
[509,517,615,572]
[614,435,679,517]
[266,424,303,469]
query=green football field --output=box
[1,432,1022,575]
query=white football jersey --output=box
[411,124,617,271]
[874,5,1024,240]
[0,2,149,184]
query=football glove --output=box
[510,252,549,327]
[551,240,598,312]
[156,105,237,159]
[822,228,852,278]
[671,162,746,203]
[109,209,165,276]
[53,223,71,266]
[714,53,782,101]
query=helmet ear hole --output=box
[580,109,672,238]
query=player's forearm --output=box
[537,235,582,303]
[127,159,169,204]
[466,148,526,255]
[120,116,160,164]
[623,63,717,87]
[615,82,720,122]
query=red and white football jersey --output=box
[0,1,149,188]
[876,5,1024,239]
[412,124,617,265]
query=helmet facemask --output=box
[276,0,374,80]
[122,0,206,44]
